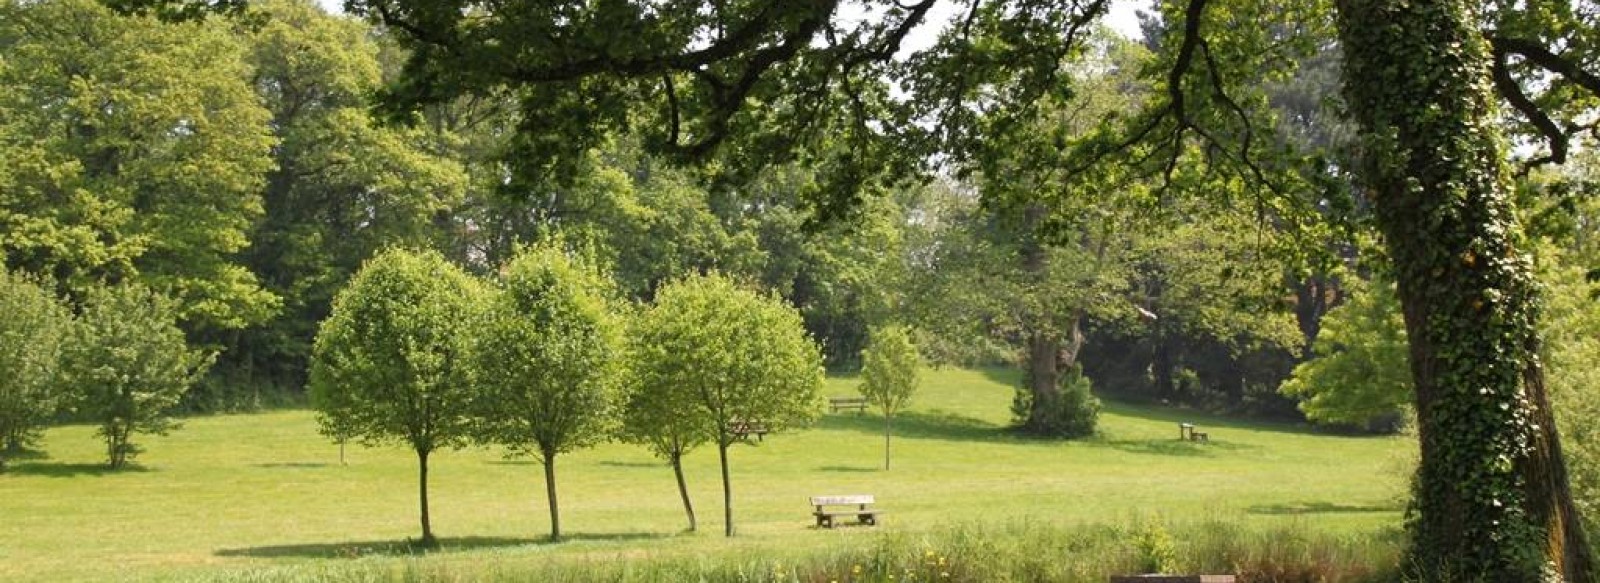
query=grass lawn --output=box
[0,367,1412,582]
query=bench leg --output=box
[859,514,875,526]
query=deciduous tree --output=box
[64,284,213,469]
[466,244,622,541]
[632,274,823,537]
[0,0,276,330]
[309,248,481,546]
[858,324,919,470]
[0,269,71,469]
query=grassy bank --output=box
[0,367,1411,581]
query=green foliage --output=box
[465,243,622,539]
[632,273,824,536]
[0,269,71,468]
[1135,517,1181,574]
[1280,278,1412,432]
[1011,364,1100,439]
[308,247,482,545]
[858,324,920,470]
[0,0,277,330]
[220,0,468,390]
[1539,248,1600,526]
[858,324,921,417]
[62,284,213,468]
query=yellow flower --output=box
[853,564,863,574]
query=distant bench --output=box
[828,397,869,414]
[810,494,881,528]
[730,419,768,442]
[1179,422,1209,443]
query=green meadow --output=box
[0,367,1411,582]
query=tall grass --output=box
[183,520,1402,583]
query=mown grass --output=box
[0,367,1412,582]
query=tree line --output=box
[10,0,1600,576]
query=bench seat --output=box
[810,494,881,528]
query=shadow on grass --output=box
[598,460,662,469]
[817,465,878,473]
[1083,436,1259,457]
[215,532,670,559]
[252,462,333,469]
[818,409,1007,443]
[4,462,149,477]
[485,459,540,466]
[1247,501,1401,515]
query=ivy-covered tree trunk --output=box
[1336,1,1592,579]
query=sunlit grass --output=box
[0,367,1411,581]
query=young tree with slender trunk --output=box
[858,324,920,471]
[619,336,712,532]
[309,248,482,547]
[64,284,213,469]
[632,274,823,537]
[466,244,623,541]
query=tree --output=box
[0,0,277,331]
[632,274,823,537]
[619,317,711,533]
[63,284,213,469]
[858,324,920,470]
[309,248,482,547]
[1279,277,1412,432]
[0,269,71,469]
[466,244,623,541]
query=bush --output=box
[1012,364,1100,438]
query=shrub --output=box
[1012,364,1100,438]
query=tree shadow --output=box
[818,410,1008,443]
[3,462,150,477]
[252,462,333,469]
[1080,437,1257,457]
[485,460,540,466]
[1247,501,1401,515]
[816,465,878,473]
[214,532,671,559]
[2,447,50,462]
[598,460,662,469]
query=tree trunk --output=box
[1335,1,1592,579]
[417,449,436,547]
[883,413,892,471]
[718,439,734,537]
[543,450,561,541]
[670,446,696,532]
[1025,331,1062,429]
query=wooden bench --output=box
[828,397,869,414]
[810,494,881,528]
[729,419,768,442]
[1179,423,1208,443]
